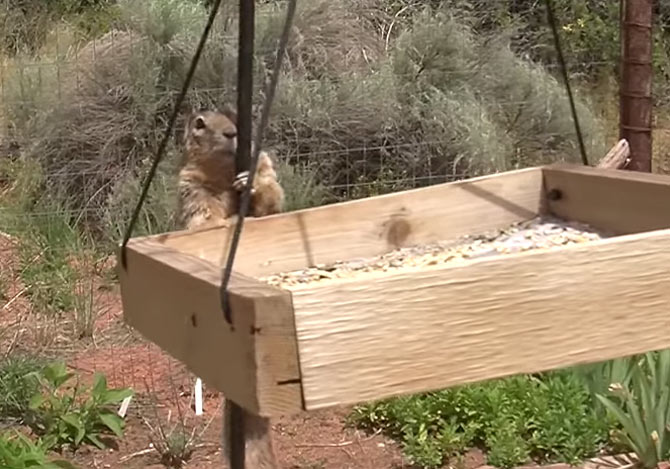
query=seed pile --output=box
[259,216,612,289]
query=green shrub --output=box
[274,160,331,211]
[350,371,611,469]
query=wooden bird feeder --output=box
[117,163,670,418]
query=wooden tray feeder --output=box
[117,163,670,418]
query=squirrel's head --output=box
[184,106,238,156]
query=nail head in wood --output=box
[546,188,563,201]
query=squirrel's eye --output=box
[223,131,237,139]
[194,117,206,129]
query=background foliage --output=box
[3,1,670,468]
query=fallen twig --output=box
[294,429,382,449]
[2,329,21,358]
[118,447,156,463]
[295,441,357,448]
[1,287,27,311]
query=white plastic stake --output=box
[118,396,132,418]
[195,378,203,416]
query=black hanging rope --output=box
[544,0,589,166]
[220,0,298,325]
[119,0,224,269]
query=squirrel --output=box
[176,106,283,468]
[176,106,284,230]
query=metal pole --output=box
[620,0,654,173]
[227,0,255,467]
[227,403,246,469]
[236,0,255,176]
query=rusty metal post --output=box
[620,0,654,172]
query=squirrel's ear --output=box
[182,111,204,143]
[220,104,238,125]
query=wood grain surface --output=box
[117,239,302,416]
[290,228,670,410]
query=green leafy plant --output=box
[0,430,78,469]
[350,372,611,469]
[596,350,670,469]
[24,361,134,452]
[572,355,638,411]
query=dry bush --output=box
[0,1,55,56]
[267,64,410,192]
[16,29,173,235]
[478,36,608,166]
[101,153,180,244]
[2,0,610,241]
[258,0,385,78]
[4,0,213,236]
[392,7,608,174]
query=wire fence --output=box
[1,0,670,455]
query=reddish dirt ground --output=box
[63,405,415,469]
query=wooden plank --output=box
[156,167,545,277]
[116,240,302,416]
[289,229,670,411]
[596,139,630,169]
[543,163,670,234]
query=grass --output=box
[0,429,78,469]
[6,202,87,318]
[0,354,47,423]
[587,351,670,469]
[0,158,101,326]
[140,377,219,469]
[72,277,98,340]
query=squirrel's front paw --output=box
[233,171,256,195]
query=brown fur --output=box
[177,107,284,231]
[176,107,283,468]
